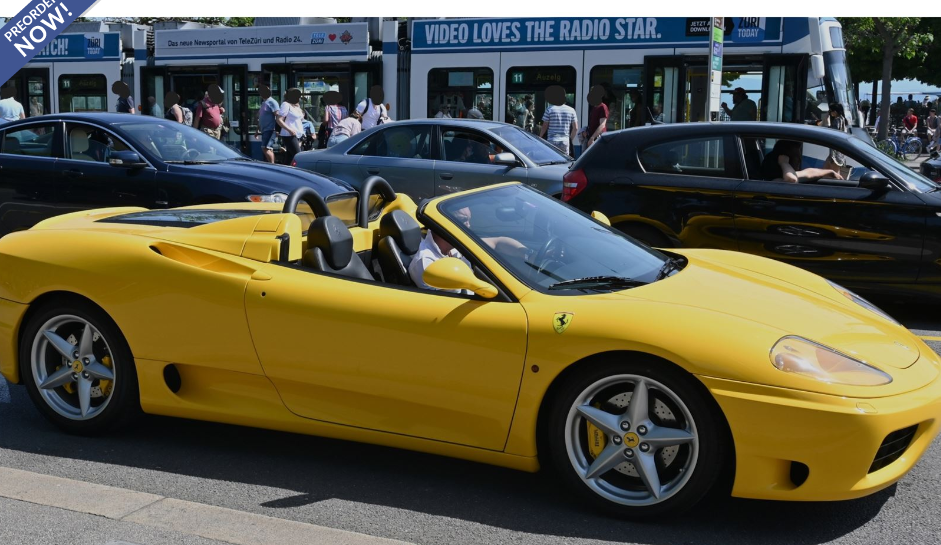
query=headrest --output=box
[307,216,353,270]
[379,210,422,255]
[70,129,89,154]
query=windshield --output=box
[823,50,860,128]
[438,185,667,292]
[489,125,572,165]
[847,137,939,192]
[115,121,244,163]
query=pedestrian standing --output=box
[327,110,362,148]
[164,91,184,124]
[195,89,225,140]
[256,84,281,164]
[113,82,137,114]
[927,109,940,152]
[277,88,305,165]
[356,85,389,130]
[0,85,26,124]
[539,85,578,156]
[585,85,609,150]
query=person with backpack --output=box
[356,85,389,130]
[195,90,225,140]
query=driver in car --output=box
[409,206,530,293]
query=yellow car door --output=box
[243,265,528,451]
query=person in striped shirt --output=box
[539,85,578,156]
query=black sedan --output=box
[565,122,941,299]
[0,113,353,236]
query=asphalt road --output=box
[1,303,940,545]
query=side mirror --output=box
[810,54,826,80]
[423,257,498,299]
[109,150,147,169]
[591,211,611,226]
[858,171,890,192]
[493,152,518,167]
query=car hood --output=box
[168,161,354,196]
[631,249,920,370]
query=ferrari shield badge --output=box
[553,312,574,334]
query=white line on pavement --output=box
[0,378,9,404]
[0,467,411,545]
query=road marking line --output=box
[919,336,941,342]
[0,378,9,404]
[0,467,410,545]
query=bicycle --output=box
[877,126,922,161]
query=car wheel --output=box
[19,299,140,435]
[614,223,671,248]
[546,359,728,518]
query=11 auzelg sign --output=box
[154,23,368,59]
[413,17,778,50]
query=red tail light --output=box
[291,159,297,167]
[562,168,588,202]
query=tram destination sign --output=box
[155,23,368,60]
[413,17,779,51]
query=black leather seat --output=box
[376,210,422,286]
[302,216,374,281]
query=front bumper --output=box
[700,368,941,501]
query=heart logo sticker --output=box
[328,34,337,41]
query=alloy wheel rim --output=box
[564,374,699,507]
[31,315,116,421]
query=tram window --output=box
[589,65,642,131]
[715,68,762,122]
[27,76,47,117]
[505,66,576,134]
[59,75,107,113]
[428,68,493,119]
[296,74,347,127]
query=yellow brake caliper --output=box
[586,403,607,459]
[98,355,114,396]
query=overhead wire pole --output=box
[707,17,724,122]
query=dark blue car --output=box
[0,113,353,236]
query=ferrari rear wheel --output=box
[20,299,140,435]
[546,359,727,518]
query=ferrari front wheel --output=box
[546,360,728,518]
[20,299,140,435]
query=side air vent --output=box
[869,425,918,473]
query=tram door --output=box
[140,67,168,117]
[761,55,806,123]
[3,68,50,117]
[644,57,682,125]
[221,65,249,154]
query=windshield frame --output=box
[488,125,573,166]
[431,184,669,295]
[114,120,246,164]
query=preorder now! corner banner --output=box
[1,0,98,87]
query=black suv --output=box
[565,122,941,298]
[0,113,353,236]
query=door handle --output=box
[439,173,454,180]
[366,168,380,174]
[62,169,84,178]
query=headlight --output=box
[770,336,892,386]
[826,280,899,326]
[247,193,288,204]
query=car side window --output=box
[754,137,884,184]
[638,137,731,178]
[65,123,130,163]
[350,126,433,160]
[1,124,57,158]
[442,129,501,164]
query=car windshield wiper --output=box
[656,257,684,280]
[168,160,222,165]
[548,275,646,291]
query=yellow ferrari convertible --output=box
[0,179,939,518]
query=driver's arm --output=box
[482,236,528,259]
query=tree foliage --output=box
[839,17,932,139]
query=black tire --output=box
[614,223,672,248]
[19,298,140,435]
[545,358,729,518]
